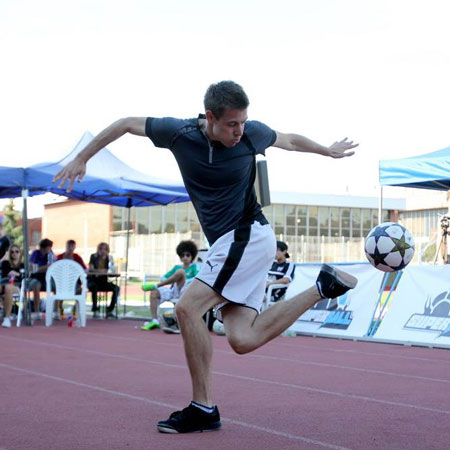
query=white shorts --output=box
[196,220,276,320]
[158,278,192,302]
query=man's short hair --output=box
[39,238,53,249]
[67,239,76,246]
[204,80,249,119]
[176,240,198,260]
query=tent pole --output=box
[22,189,31,326]
[378,185,383,225]
[123,199,132,317]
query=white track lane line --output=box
[32,327,450,365]
[78,328,450,365]
[0,362,355,450]
[276,340,450,364]
[1,335,450,415]
[13,332,450,384]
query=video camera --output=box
[438,214,450,232]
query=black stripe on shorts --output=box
[213,222,251,294]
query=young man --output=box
[56,239,87,318]
[54,80,358,433]
[57,239,87,269]
[29,238,55,320]
[266,241,295,302]
[87,242,119,318]
[141,240,199,331]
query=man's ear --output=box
[205,110,216,123]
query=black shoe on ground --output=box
[157,404,221,433]
[316,264,358,299]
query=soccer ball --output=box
[364,222,415,272]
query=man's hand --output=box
[325,138,359,159]
[53,156,87,193]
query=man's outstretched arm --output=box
[53,117,147,192]
[273,131,358,159]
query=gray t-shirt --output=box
[145,115,276,244]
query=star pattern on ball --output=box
[371,224,394,239]
[391,234,412,257]
[370,243,391,266]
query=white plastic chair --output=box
[261,283,290,312]
[16,278,26,327]
[45,260,87,327]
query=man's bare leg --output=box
[33,283,40,316]
[4,284,17,317]
[175,280,222,406]
[158,269,186,290]
[223,286,320,354]
[150,290,161,319]
[223,266,357,354]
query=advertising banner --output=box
[374,265,450,347]
[286,263,384,337]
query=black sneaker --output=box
[157,404,221,433]
[316,264,358,299]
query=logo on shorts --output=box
[206,261,218,272]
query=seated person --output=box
[29,238,55,320]
[88,242,119,318]
[265,241,295,303]
[0,222,10,260]
[56,239,87,318]
[1,244,24,328]
[141,240,199,330]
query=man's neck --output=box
[199,118,214,141]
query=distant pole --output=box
[22,189,31,326]
[124,198,132,316]
[378,185,383,225]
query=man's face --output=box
[99,246,108,257]
[41,245,52,255]
[206,108,248,148]
[276,248,287,262]
[180,251,193,265]
[66,243,75,254]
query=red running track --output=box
[1,319,449,450]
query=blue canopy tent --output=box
[379,146,450,191]
[0,132,188,204]
[379,145,450,263]
[0,132,189,323]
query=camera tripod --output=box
[434,215,449,264]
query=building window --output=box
[308,206,318,237]
[351,209,361,238]
[318,206,329,237]
[297,206,307,236]
[136,208,148,234]
[112,207,123,232]
[341,208,350,238]
[149,206,162,233]
[164,204,176,233]
[177,203,189,233]
[274,204,285,237]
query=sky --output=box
[1,0,450,214]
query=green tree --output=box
[2,200,23,247]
